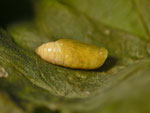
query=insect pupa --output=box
[35,39,108,70]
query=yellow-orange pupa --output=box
[36,39,108,70]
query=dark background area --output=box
[0,0,34,28]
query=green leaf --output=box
[0,0,150,112]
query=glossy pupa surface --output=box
[36,39,108,70]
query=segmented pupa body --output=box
[36,39,108,70]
